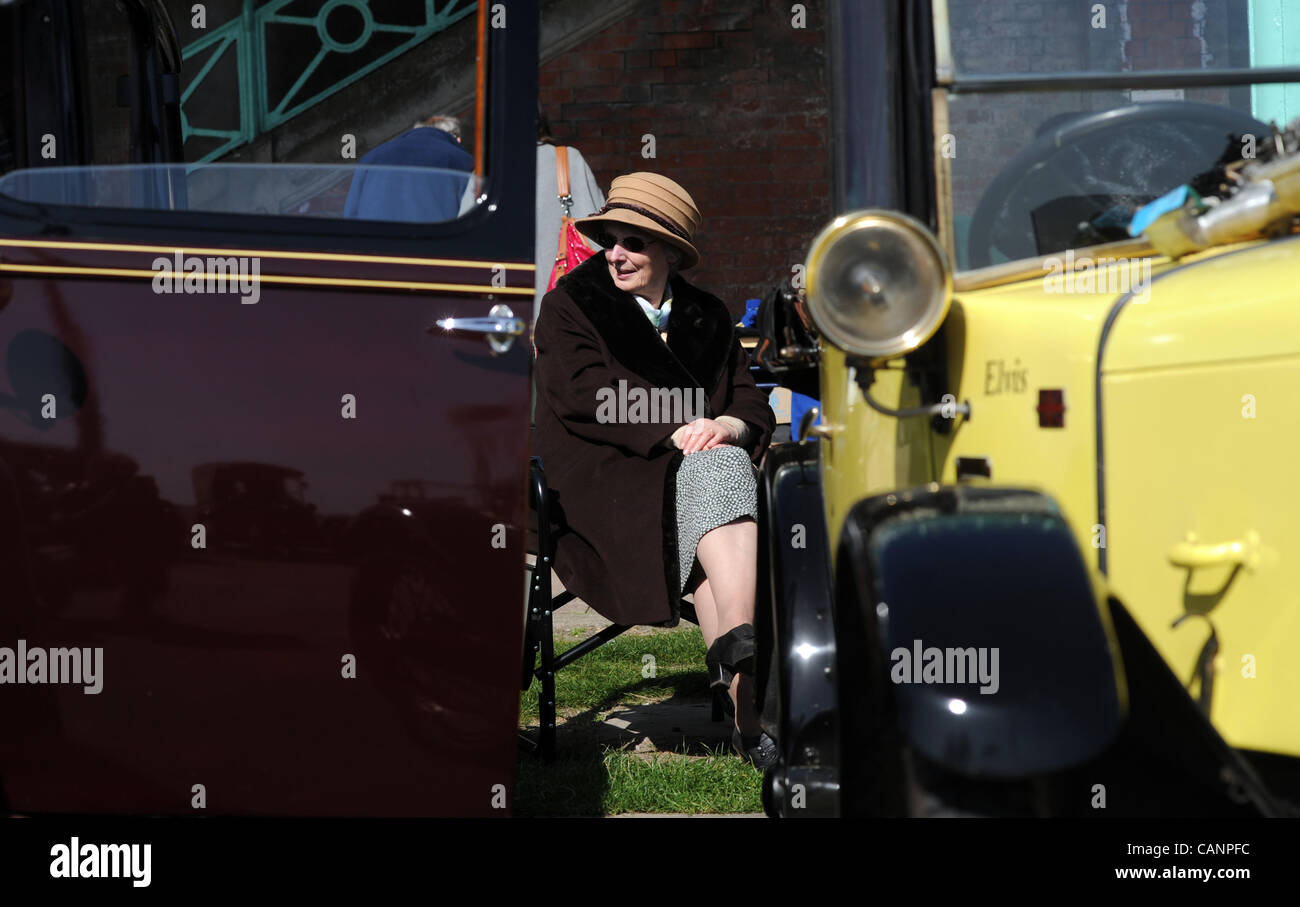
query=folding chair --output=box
[520,455,721,761]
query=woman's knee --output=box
[699,515,757,542]
[678,448,756,501]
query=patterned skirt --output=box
[675,445,759,593]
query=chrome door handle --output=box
[436,303,526,354]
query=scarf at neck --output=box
[633,290,672,331]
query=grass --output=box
[600,749,764,814]
[519,625,710,724]
[514,624,765,816]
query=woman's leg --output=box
[695,517,758,636]
[693,518,763,736]
[691,577,721,648]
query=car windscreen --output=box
[940,0,1300,269]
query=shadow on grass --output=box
[515,672,732,817]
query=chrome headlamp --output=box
[804,211,952,359]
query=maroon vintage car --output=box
[0,0,536,816]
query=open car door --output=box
[0,0,537,816]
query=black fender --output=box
[834,485,1125,814]
[830,483,1288,816]
[758,441,840,817]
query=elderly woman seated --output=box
[533,172,777,766]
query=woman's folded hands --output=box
[670,416,750,454]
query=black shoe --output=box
[732,727,778,770]
[704,624,756,693]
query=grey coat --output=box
[458,143,605,312]
[533,143,605,307]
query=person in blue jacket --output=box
[344,115,473,223]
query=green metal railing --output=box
[181,0,476,162]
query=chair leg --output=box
[553,623,630,671]
[522,559,546,691]
[539,601,556,763]
[527,457,560,762]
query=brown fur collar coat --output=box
[532,254,774,626]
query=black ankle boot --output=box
[732,727,778,770]
[705,624,756,692]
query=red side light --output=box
[1037,389,1066,428]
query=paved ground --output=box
[545,563,613,634]
[597,697,729,754]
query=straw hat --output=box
[574,172,702,269]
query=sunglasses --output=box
[594,231,657,253]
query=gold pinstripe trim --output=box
[0,238,535,271]
[0,263,535,295]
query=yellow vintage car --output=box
[759,0,1300,817]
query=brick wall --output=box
[535,0,831,317]
[1126,0,1221,69]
